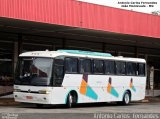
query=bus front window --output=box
[15,57,53,86]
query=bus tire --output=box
[66,93,77,108]
[122,91,130,105]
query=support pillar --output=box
[13,34,23,74]
[62,39,66,49]
[102,43,106,52]
[135,47,138,58]
[13,42,18,73]
[18,34,23,54]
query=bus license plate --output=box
[26,96,33,99]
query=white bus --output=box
[14,50,146,108]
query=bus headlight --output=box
[38,90,50,94]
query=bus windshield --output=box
[15,57,53,86]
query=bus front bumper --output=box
[14,92,51,104]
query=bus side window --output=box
[104,60,115,75]
[126,62,136,76]
[138,63,145,76]
[79,59,91,74]
[65,58,78,73]
[116,61,126,75]
[53,59,64,85]
[93,60,104,74]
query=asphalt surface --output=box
[0,102,160,119]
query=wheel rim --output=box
[69,95,73,107]
[124,93,130,104]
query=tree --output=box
[151,10,160,15]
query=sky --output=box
[77,0,160,14]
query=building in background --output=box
[0,0,160,97]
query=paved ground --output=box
[0,102,160,113]
[0,102,160,119]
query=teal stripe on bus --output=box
[57,50,112,57]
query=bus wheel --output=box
[122,91,130,105]
[67,93,77,108]
[36,104,43,108]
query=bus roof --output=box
[19,50,146,63]
[57,50,112,57]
